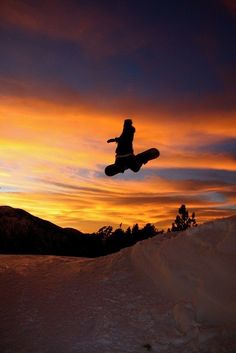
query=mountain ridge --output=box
[0,205,162,257]
[0,205,82,233]
[1,205,235,258]
[0,205,100,257]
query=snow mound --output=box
[0,216,236,353]
[132,216,236,328]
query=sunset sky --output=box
[0,0,236,232]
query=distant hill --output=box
[0,206,163,257]
[0,206,102,257]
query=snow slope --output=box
[0,216,235,353]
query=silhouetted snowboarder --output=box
[105,119,159,176]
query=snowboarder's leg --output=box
[128,156,142,173]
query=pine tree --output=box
[142,223,157,237]
[97,225,113,238]
[132,223,139,235]
[171,205,197,232]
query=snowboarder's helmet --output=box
[124,118,132,126]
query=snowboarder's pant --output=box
[115,155,141,172]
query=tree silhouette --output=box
[142,223,157,237]
[171,204,197,232]
[125,226,132,236]
[132,223,139,236]
[93,221,163,255]
[97,226,113,238]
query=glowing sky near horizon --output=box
[0,0,236,232]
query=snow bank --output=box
[0,216,235,353]
[132,216,236,327]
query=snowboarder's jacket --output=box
[115,123,135,156]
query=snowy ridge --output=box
[0,216,236,353]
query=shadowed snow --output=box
[0,216,236,353]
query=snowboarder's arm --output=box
[107,137,119,143]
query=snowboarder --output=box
[105,119,159,176]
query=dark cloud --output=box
[156,168,236,184]
[222,0,236,16]
[1,0,235,112]
[196,138,236,160]
[102,193,218,208]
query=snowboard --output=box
[105,148,160,177]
